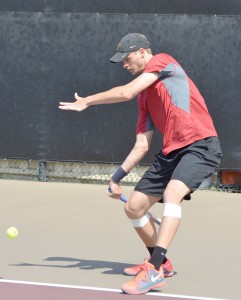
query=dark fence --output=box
[1,0,241,15]
[0,1,240,190]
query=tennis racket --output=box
[108,188,161,225]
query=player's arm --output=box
[121,131,153,172]
[108,130,153,198]
[59,72,158,111]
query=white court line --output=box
[0,279,230,300]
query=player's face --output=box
[123,50,146,75]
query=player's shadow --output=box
[12,257,136,275]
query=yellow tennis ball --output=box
[6,227,19,239]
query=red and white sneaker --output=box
[121,261,165,295]
[124,258,174,277]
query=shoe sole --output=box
[121,280,165,295]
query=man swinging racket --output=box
[59,33,222,295]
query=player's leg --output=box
[121,180,188,295]
[123,190,174,277]
[122,191,158,276]
[123,151,175,278]
[124,190,159,247]
[155,179,190,249]
[148,179,190,271]
[124,151,173,250]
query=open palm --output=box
[59,93,88,112]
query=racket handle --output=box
[108,189,161,225]
[120,195,128,203]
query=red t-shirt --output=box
[136,53,217,155]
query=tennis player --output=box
[59,33,222,295]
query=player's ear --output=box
[139,48,146,58]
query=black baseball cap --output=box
[109,33,150,63]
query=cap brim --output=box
[109,52,130,63]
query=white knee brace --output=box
[129,203,181,228]
[129,214,150,228]
[163,203,181,218]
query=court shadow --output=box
[11,257,137,275]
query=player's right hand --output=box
[59,93,88,112]
[107,181,122,199]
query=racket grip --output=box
[108,189,127,204]
[108,188,127,203]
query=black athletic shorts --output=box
[134,137,222,202]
